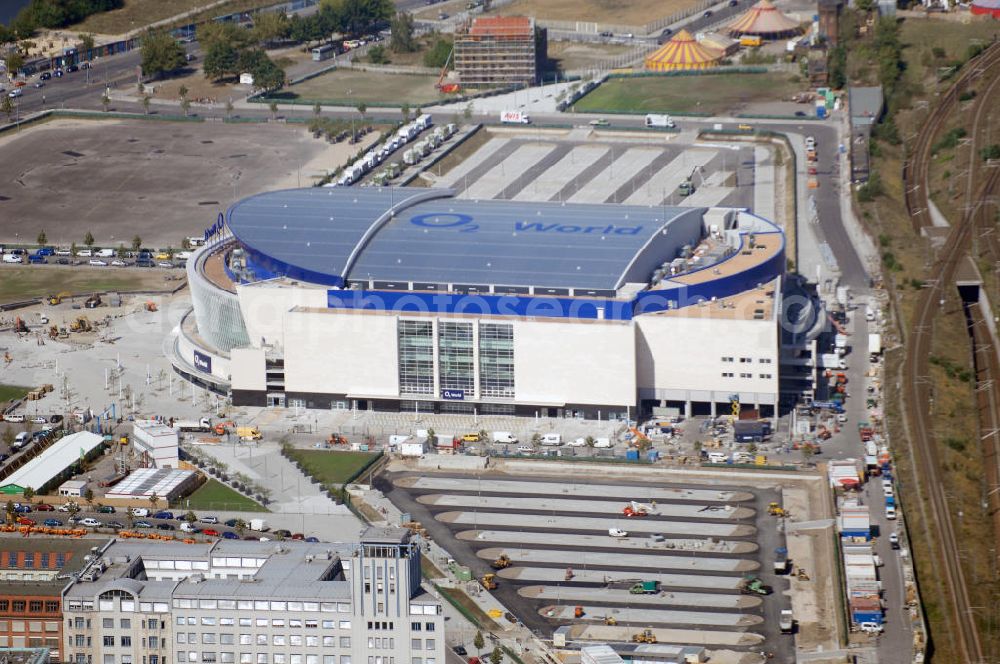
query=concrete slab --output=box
[539,604,762,627]
[394,476,754,502]
[496,566,744,591]
[455,529,758,554]
[518,585,762,609]
[568,148,660,204]
[623,149,718,206]
[461,144,555,200]
[416,494,753,519]
[512,146,609,202]
[679,170,734,209]
[568,624,765,647]
[437,137,510,188]
[435,510,755,536]
[476,547,758,573]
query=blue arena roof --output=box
[226,187,707,291]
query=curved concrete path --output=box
[496,565,746,590]
[476,547,759,573]
[539,604,763,627]
[395,476,754,502]
[435,510,756,537]
[417,494,754,520]
[456,529,758,554]
[568,624,765,647]
[518,585,762,609]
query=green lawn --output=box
[285,449,378,485]
[0,266,177,304]
[279,69,445,107]
[181,479,268,512]
[0,385,32,403]
[574,72,804,115]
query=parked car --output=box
[56,503,76,512]
[222,531,239,539]
[111,259,126,267]
[274,529,292,538]
[31,415,47,424]
[98,505,116,513]
[305,537,320,543]
[16,516,36,526]
[66,64,79,73]
[202,529,221,537]
[291,533,305,540]
[13,504,32,513]
[40,72,52,80]
[89,259,107,266]
[200,515,219,524]
[107,521,124,529]
[80,518,102,527]
[153,511,174,520]
[135,520,153,528]
[156,523,175,531]
[224,518,240,527]
[35,503,54,511]
[43,518,62,527]
[50,414,63,423]
[453,647,467,657]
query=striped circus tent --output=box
[644,30,723,71]
[726,0,802,38]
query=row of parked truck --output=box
[333,114,444,187]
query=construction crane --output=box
[435,48,460,94]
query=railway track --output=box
[902,42,1000,232]
[900,41,1000,664]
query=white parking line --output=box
[461,144,555,200]
[568,148,660,204]
[512,146,609,202]
[623,149,718,206]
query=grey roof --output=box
[227,187,706,291]
[360,526,410,544]
[849,86,884,127]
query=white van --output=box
[540,433,562,446]
[95,248,115,258]
[12,431,31,450]
[593,437,612,448]
[180,522,198,533]
[708,452,729,464]
[129,507,150,517]
[492,431,518,444]
[4,413,25,423]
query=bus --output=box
[312,44,337,61]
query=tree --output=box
[182,238,192,250]
[585,435,595,447]
[183,510,197,523]
[141,30,186,80]
[148,492,159,511]
[125,508,135,529]
[253,57,285,92]
[401,104,410,122]
[142,94,151,115]
[473,632,485,658]
[84,231,95,247]
[1,428,14,448]
[203,40,240,81]
[225,99,234,119]
[390,11,416,53]
[180,98,191,117]
[234,519,247,538]
[269,101,279,120]
[22,486,34,501]
[6,50,25,76]
[4,501,13,526]
[101,92,110,112]
[252,11,289,47]
[83,487,94,509]
[368,44,388,64]
[356,102,367,119]
[489,647,502,664]
[131,235,142,251]
[1,95,13,121]
[424,37,453,69]
[37,230,47,246]
[322,0,394,37]
[79,33,96,53]
[313,102,322,117]
[178,85,189,101]
[197,22,253,52]
[70,241,77,256]
[117,243,126,258]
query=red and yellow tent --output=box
[644,30,723,71]
[726,0,802,38]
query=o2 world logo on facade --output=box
[409,213,643,236]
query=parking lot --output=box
[427,130,756,210]
[383,471,796,659]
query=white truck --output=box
[868,333,882,359]
[540,433,562,446]
[400,441,426,458]
[644,113,676,128]
[779,609,795,633]
[173,417,212,432]
[500,110,531,124]
[492,431,518,444]
[818,353,847,369]
[249,518,269,532]
[608,528,628,537]
[835,334,848,355]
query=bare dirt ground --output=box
[0,118,353,247]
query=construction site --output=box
[453,15,545,89]
[382,463,841,661]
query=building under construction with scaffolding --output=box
[454,15,545,88]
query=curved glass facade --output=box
[187,243,251,353]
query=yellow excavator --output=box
[480,573,497,590]
[632,629,657,644]
[491,554,512,570]
[48,291,71,306]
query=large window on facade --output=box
[478,323,514,399]
[438,322,474,395]
[398,321,434,395]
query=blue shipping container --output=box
[626,449,640,461]
[852,611,883,625]
[647,449,660,462]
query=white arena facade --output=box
[173,186,788,419]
